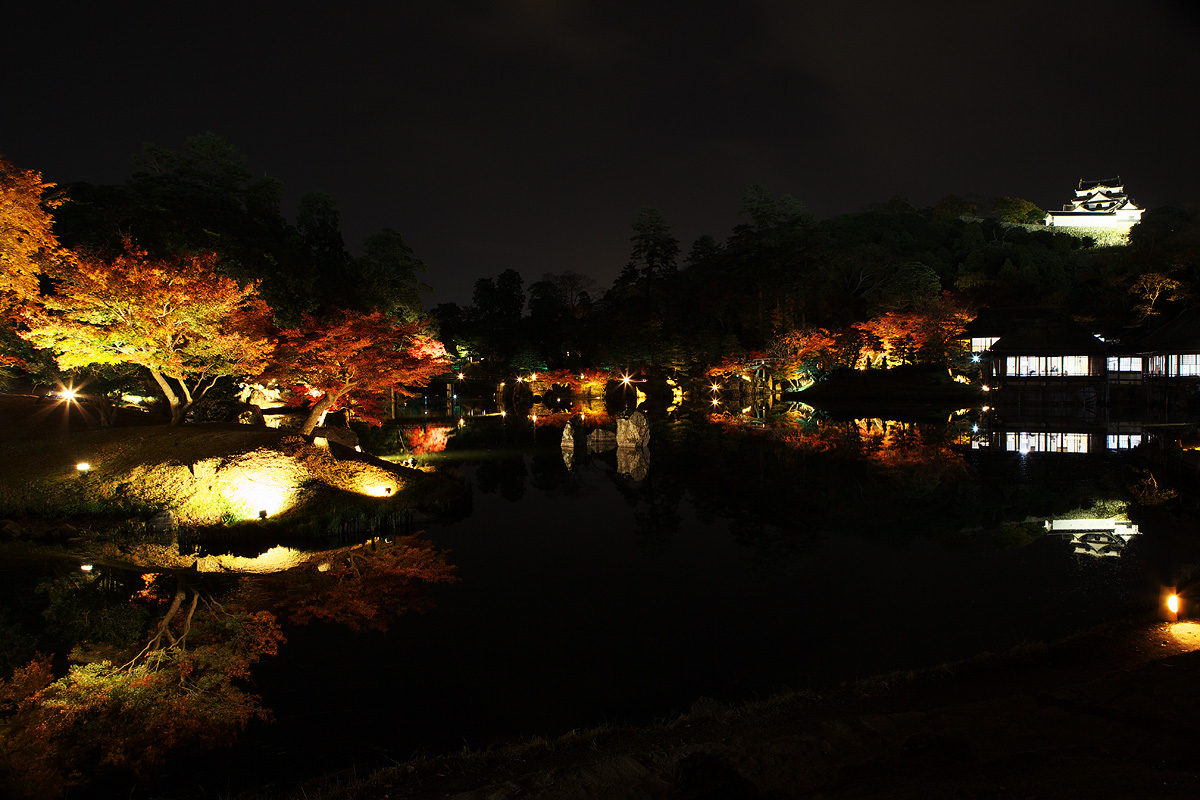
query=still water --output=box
[231,405,1163,785]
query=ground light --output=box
[1162,586,1179,622]
[76,462,90,474]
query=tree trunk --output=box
[299,393,337,436]
[149,370,189,425]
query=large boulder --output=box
[617,411,650,448]
[617,446,649,481]
[587,428,617,453]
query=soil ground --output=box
[281,616,1200,800]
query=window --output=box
[1107,356,1142,372]
[971,336,998,353]
[1006,432,1090,453]
[1150,354,1200,377]
[1106,434,1142,450]
[1005,356,1092,376]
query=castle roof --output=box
[1078,177,1124,193]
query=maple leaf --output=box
[20,238,271,424]
[0,153,68,308]
[265,308,450,435]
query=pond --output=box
[213,401,1168,790]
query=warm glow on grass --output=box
[226,474,296,519]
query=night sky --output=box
[5,1,1198,306]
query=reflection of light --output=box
[194,545,309,574]
[76,462,90,473]
[711,398,721,406]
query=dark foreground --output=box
[272,615,1200,800]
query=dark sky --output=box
[4,1,1198,306]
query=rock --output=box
[561,421,576,449]
[587,428,617,452]
[0,519,27,541]
[148,510,175,532]
[617,446,649,481]
[35,523,77,543]
[617,411,650,448]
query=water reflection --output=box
[1045,517,1140,559]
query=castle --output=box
[1044,177,1143,230]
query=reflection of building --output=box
[1045,518,1139,559]
[1044,178,1143,231]
[982,418,1142,453]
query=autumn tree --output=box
[1,153,65,306]
[19,239,272,424]
[267,308,450,435]
[991,196,1046,225]
[1129,272,1183,320]
[771,327,839,386]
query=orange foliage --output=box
[408,424,452,454]
[243,536,458,633]
[268,309,450,434]
[1,153,66,307]
[19,238,272,423]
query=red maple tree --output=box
[266,308,450,435]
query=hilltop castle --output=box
[1044,177,1143,230]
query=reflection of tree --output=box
[1,569,282,798]
[242,536,458,632]
[0,535,456,797]
[477,456,528,502]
